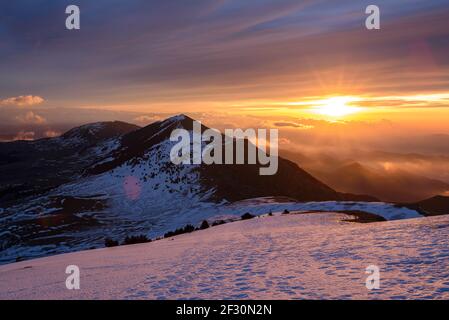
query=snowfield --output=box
[223,197,423,220]
[1,212,448,300]
[0,194,423,264]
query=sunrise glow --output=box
[312,97,362,117]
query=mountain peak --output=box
[159,114,198,129]
[61,121,140,141]
[166,114,188,122]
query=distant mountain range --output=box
[281,150,449,203]
[313,162,449,203]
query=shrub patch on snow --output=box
[241,212,255,220]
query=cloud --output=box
[44,130,61,138]
[0,95,44,107]
[274,122,314,129]
[13,131,35,141]
[133,115,162,124]
[279,137,292,145]
[16,111,46,124]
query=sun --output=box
[313,96,361,117]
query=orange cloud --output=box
[133,115,162,125]
[0,95,44,107]
[13,131,35,141]
[16,111,47,124]
[273,122,314,129]
[44,130,61,138]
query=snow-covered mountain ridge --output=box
[0,115,442,265]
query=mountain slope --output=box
[403,195,449,216]
[86,115,374,202]
[0,121,140,206]
[1,115,377,264]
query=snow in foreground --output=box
[1,212,448,300]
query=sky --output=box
[1,0,449,146]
